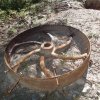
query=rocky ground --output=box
[0,0,100,100]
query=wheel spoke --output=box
[55,37,72,52]
[40,56,53,77]
[15,41,42,46]
[9,41,42,55]
[11,48,40,72]
[52,52,87,60]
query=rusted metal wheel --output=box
[4,25,90,92]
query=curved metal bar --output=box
[40,56,53,77]
[11,49,40,72]
[55,37,72,52]
[52,52,87,60]
[9,41,42,55]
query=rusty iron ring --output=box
[4,25,91,92]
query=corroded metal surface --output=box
[4,25,90,92]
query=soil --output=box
[0,0,100,100]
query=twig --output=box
[3,79,20,96]
[7,79,20,94]
[53,66,59,85]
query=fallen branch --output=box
[52,66,59,85]
[7,79,20,94]
[3,79,20,96]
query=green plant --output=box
[0,0,42,11]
